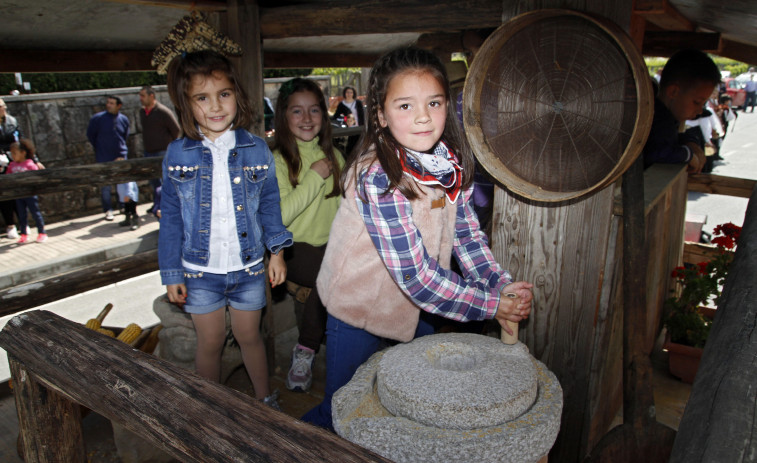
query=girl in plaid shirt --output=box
[302,47,533,430]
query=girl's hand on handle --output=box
[495,281,534,336]
[268,252,287,287]
[310,158,333,179]
[167,284,187,308]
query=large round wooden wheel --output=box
[464,9,653,202]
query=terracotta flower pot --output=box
[663,335,703,384]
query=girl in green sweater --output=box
[272,78,345,392]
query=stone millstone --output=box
[332,333,563,463]
[377,333,537,429]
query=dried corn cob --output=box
[116,323,142,344]
[85,303,113,330]
[96,328,116,337]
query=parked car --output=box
[723,77,746,108]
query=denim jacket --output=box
[158,129,292,285]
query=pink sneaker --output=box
[17,234,29,244]
[36,233,48,243]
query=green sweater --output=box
[273,138,344,246]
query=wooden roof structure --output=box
[1,0,756,74]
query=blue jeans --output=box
[301,313,435,431]
[100,184,113,212]
[15,196,44,234]
[745,91,756,112]
[144,150,166,202]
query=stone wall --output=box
[2,86,173,226]
[1,77,333,227]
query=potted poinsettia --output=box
[662,222,741,382]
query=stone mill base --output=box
[332,333,563,463]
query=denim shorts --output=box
[182,263,266,314]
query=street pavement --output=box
[0,204,163,382]
[685,109,757,236]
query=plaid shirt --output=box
[357,165,512,322]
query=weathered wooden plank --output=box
[228,0,265,137]
[682,241,725,265]
[0,157,162,201]
[259,0,503,38]
[0,50,154,73]
[491,184,616,462]
[670,185,757,462]
[0,250,158,318]
[0,128,363,202]
[10,359,87,463]
[0,310,391,463]
[644,163,687,352]
[687,173,757,198]
[643,31,720,56]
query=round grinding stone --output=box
[376,332,537,429]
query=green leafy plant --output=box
[663,222,741,348]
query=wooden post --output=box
[10,359,86,463]
[491,2,634,461]
[0,310,391,463]
[670,185,757,461]
[227,0,265,137]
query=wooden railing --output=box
[0,310,390,463]
[0,126,364,317]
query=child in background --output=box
[272,78,344,393]
[7,139,47,243]
[116,162,140,231]
[304,47,534,430]
[642,49,721,172]
[158,50,292,409]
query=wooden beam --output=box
[717,39,757,68]
[0,157,162,202]
[0,250,159,318]
[643,31,720,56]
[102,0,226,11]
[688,174,757,199]
[0,50,154,73]
[227,0,265,135]
[0,310,393,463]
[259,0,503,38]
[11,360,86,462]
[682,242,728,266]
[264,51,380,69]
[633,0,694,31]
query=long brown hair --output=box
[166,50,254,140]
[273,78,341,198]
[345,46,474,200]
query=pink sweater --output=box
[6,159,38,174]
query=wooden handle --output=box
[501,320,519,345]
[500,292,519,345]
[96,303,114,323]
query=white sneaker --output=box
[104,210,114,221]
[286,344,315,392]
[6,226,19,240]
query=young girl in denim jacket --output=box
[303,47,534,430]
[272,78,345,393]
[158,50,292,409]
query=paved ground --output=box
[0,204,164,382]
[685,109,757,235]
